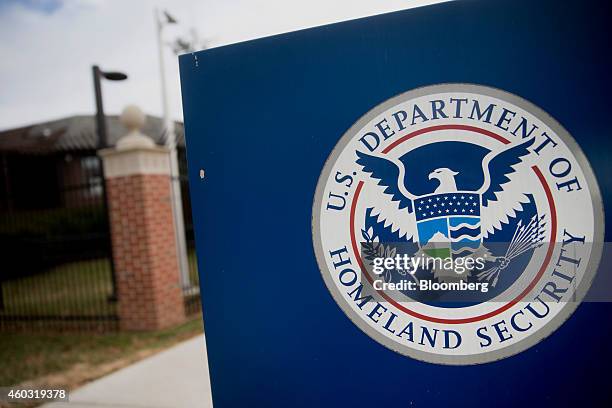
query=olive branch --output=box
[361,228,418,284]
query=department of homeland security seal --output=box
[312,84,604,365]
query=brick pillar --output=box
[99,106,185,331]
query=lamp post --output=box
[155,9,191,290]
[92,66,128,149]
[92,65,127,300]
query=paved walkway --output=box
[44,335,213,408]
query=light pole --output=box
[155,9,191,290]
[93,66,128,149]
[92,65,127,300]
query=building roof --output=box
[0,115,185,155]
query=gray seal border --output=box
[311,83,605,365]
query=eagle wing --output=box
[478,138,536,237]
[355,151,417,241]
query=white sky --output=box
[0,0,449,130]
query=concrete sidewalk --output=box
[44,335,213,408]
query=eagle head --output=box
[428,168,459,180]
[428,168,459,193]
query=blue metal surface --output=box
[179,0,611,406]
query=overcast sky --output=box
[0,0,448,130]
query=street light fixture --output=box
[92,65,128,149]
[101,71,128,81]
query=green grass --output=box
[0,258,115,316]
[0,318,204,387]
[423,248,452,259]
[0,250,204,389]
[187,249,200,285]
[1,249,200,317]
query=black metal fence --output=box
[0,149,201,332]
[0,152,118,332]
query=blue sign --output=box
[180,0,611,406]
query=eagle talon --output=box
[497,256,510,270]
[488,256,509,270]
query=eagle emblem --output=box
[356,137,545,287]
[312,84,603,364]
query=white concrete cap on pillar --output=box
[98,105,170,179]
[116,105,156,150]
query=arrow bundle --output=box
[477,214,546,287]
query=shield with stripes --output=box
[414,192,481,260]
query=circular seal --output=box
[312,84,604,365]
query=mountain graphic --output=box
[418,231,451,261]
[423,231,449,246]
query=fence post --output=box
[98,106,185,330]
